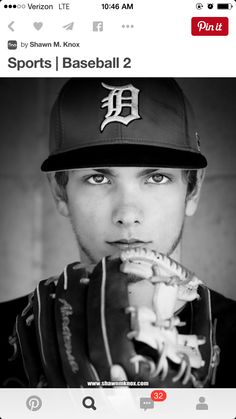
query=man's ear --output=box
[185,169,205,217]
[47,173,69,217]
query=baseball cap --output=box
[41,78,207,172]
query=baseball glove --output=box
[13,248,220,388]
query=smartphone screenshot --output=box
[0,1,236,418]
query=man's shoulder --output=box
[208,287,236,344]
[207,288,236,387]
[209,288,236,319]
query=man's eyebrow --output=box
[137,168,161,177]
[90,168,116,175]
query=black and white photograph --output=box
[1,78,236,388]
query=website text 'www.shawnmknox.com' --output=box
[87,381,149,387]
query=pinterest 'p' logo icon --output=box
[26,395,42,411]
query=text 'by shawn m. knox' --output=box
[21,41,80,49]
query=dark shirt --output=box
[209,289,236,387]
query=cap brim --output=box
[41,144,207,172]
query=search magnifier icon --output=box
[82,396,97,410]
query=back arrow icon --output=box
[8,21,14,31]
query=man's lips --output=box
[106,239,152,250]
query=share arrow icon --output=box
[63,22,74,30]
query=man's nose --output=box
[112,204,144,227]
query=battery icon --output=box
[217,3,233,8]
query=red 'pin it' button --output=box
[151,389,167,402]
[191,17,228,36]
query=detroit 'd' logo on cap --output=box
[100,82,141,131]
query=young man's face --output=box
[56,167,201,264]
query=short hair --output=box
[54,169,198,202]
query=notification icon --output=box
[151,389,167,402]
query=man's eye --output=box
[146,174,169,184]
[87,175,109,184]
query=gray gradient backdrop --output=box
[0,78,235,302]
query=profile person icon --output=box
[196,397,208,410]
